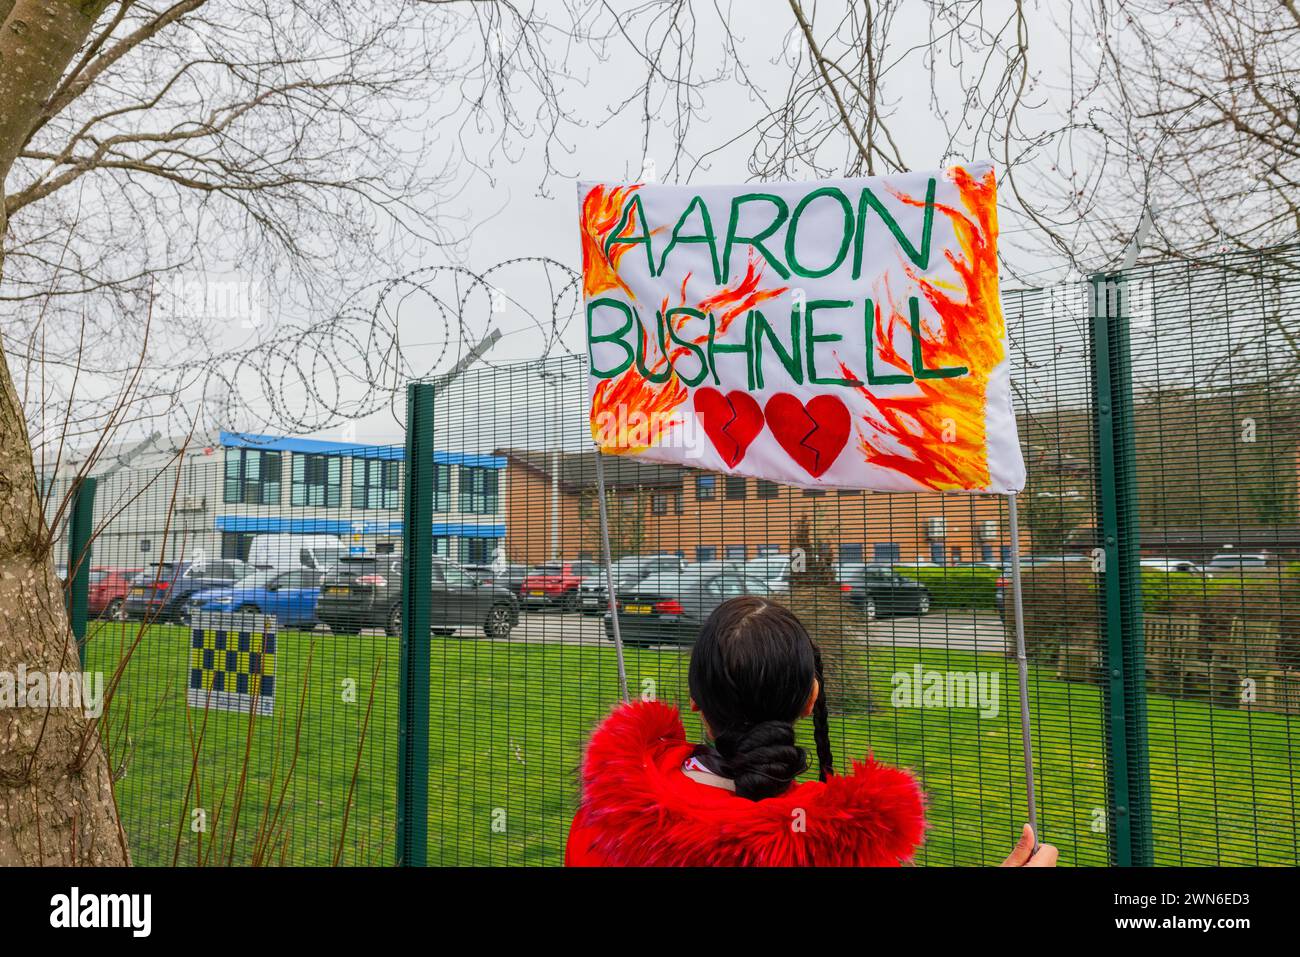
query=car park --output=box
[123,559,252,623]
[317,555,519,638]
[604,565,773,647]
[187,568,325,629]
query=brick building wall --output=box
[500,449,1022,566]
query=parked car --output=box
[604,566,773,647]
[519,560,598,612]
[835,564,931,619]
[577,554,688,614]
[186,568,325,629]
[463,562,530,593]
[1139,557,1202,575]
[742,554,793,594]
[246,533,347,573]
[123,559,251,623]
[88,566,143,619]
[1205,552,1272,573]
[317,555,519,638]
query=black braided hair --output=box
[688,596,835,799]
[810,642,834,781]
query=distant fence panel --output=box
[44,440,403,865]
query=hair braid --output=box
[811,642,835,781]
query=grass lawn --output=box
[86,617,1298,866]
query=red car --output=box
[88,566,143,619]
[519,560,597,612]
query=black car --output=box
[835,564,931,619]
[123,558,251,623]
[603,566,773,648]
[317,555,519,638]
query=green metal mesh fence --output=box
[41,243,1300,867]
[44,440,401,865]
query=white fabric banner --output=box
[578,161,1025,493]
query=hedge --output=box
[896,565,1000,610]
[894,564,1293,613]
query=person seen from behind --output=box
[565,595,1058,867]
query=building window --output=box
[838,543,863,563]
[651,492,669,516]
[801,487,826,497]
[696,474,716,501]
[696,545,717,562]
[434,463,451,512]
[352,457,400,510]
[291,454,341,507]
[724,476,748,500]
[757,543,781,557]
[459,466,499,514]
[981,543,995,562]
[1001,545,1013,563]
[225,449,282,505]
[725,544,747,560]
[674,491,685,515]
[460,538,492,564]
[930,542,946,564]
[873,542,901,563]
[221,532,253,561]
[756,480,779,500]
[950,546,963,564]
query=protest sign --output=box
[579,161,1024,493]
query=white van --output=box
[246,534,347,573]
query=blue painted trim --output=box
[215,515,505,538]
[219,431,504,468]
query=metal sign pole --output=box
[593,448,631,704]
[1005,491,1041,850]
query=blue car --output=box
[186,569,324,629]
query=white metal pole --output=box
[593,448,630,704]
[1005,492,1041,850]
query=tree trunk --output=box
[0,0,128,866]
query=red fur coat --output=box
[565,700,926,867]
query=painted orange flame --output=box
[844,166,1004,490]
[590,253,786,454]
[697,256,788,333]
[580,185,643,298]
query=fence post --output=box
[65,476,97,667]
[397,382,434,866]
[1089,273,1154,866]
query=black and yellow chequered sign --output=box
[187,612,276,716]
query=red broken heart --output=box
[693,388,764,468]
[764,393,851,478]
